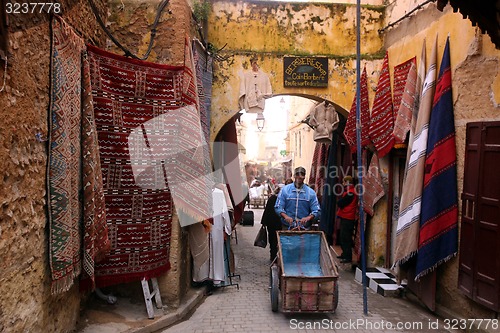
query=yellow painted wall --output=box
[385,1,500,321]
[207,1,387,142]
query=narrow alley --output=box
[3,2,500,332]
[162,208,456,333]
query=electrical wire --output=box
[87,0,170,60]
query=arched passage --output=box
[207,1,386,142]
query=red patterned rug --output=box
[343,67,371,152]
[87,44,210,287]
[369,52,394,158]
[81,54,111,292]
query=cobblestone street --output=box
[163,209,458,333]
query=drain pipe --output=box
[355,0,368,316]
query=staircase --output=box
[355,266,406,297]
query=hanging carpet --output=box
[393,39,437,268]
[369,52,395,158]
[363,153,385,216]
[81,49,111,292]
[192,40,213,144]
[343,67,371,153]
[87,44,211,287]
[48,16,86,294]
[416,38,458,280]
[393,57,417,144]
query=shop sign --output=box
[283,56,328,88]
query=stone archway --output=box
[206,1,387,142]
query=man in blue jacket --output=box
[274,166,321,230]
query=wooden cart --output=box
[270,230,339,313]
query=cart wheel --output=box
[333,280,339,312]
[270,265,279,312]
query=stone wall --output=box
[0,1,107,332]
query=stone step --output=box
[355,266,407,297]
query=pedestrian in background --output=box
[336,175,358,263]
[274,167,321,230]
[261,187,282,261]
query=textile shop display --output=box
[47,17,86,294]
[416,38,458,280]
[343,67,371,152]
[87,43,210,287]
[393,57,417,143]
[393,39,437,268]
[368,52,394,158]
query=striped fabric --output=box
[393,39,437,268]
[405,44,427,163]
[343,67,371,152]
[393,57,417,143]
[415,38,458,280]
[369,52,394,157]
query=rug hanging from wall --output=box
[87,43,211,287]
[393,57,417,143]
[415,37,458,280]
[393,38,437,269]
[343,67,371,152]
[192,40,213,144]
[369,52,394,158]
[47,16,85,294]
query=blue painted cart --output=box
[270,231,339,313]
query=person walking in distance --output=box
[337,176,358,263]
[274,167,321,230]
[261,187,282,261]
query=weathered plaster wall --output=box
[385,1,500,320]
[208,1,386,141]
[107,0,192,65]
[0,1,107,332]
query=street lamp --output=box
[256,112,265,132]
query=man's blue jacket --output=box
[274,183,321,229]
